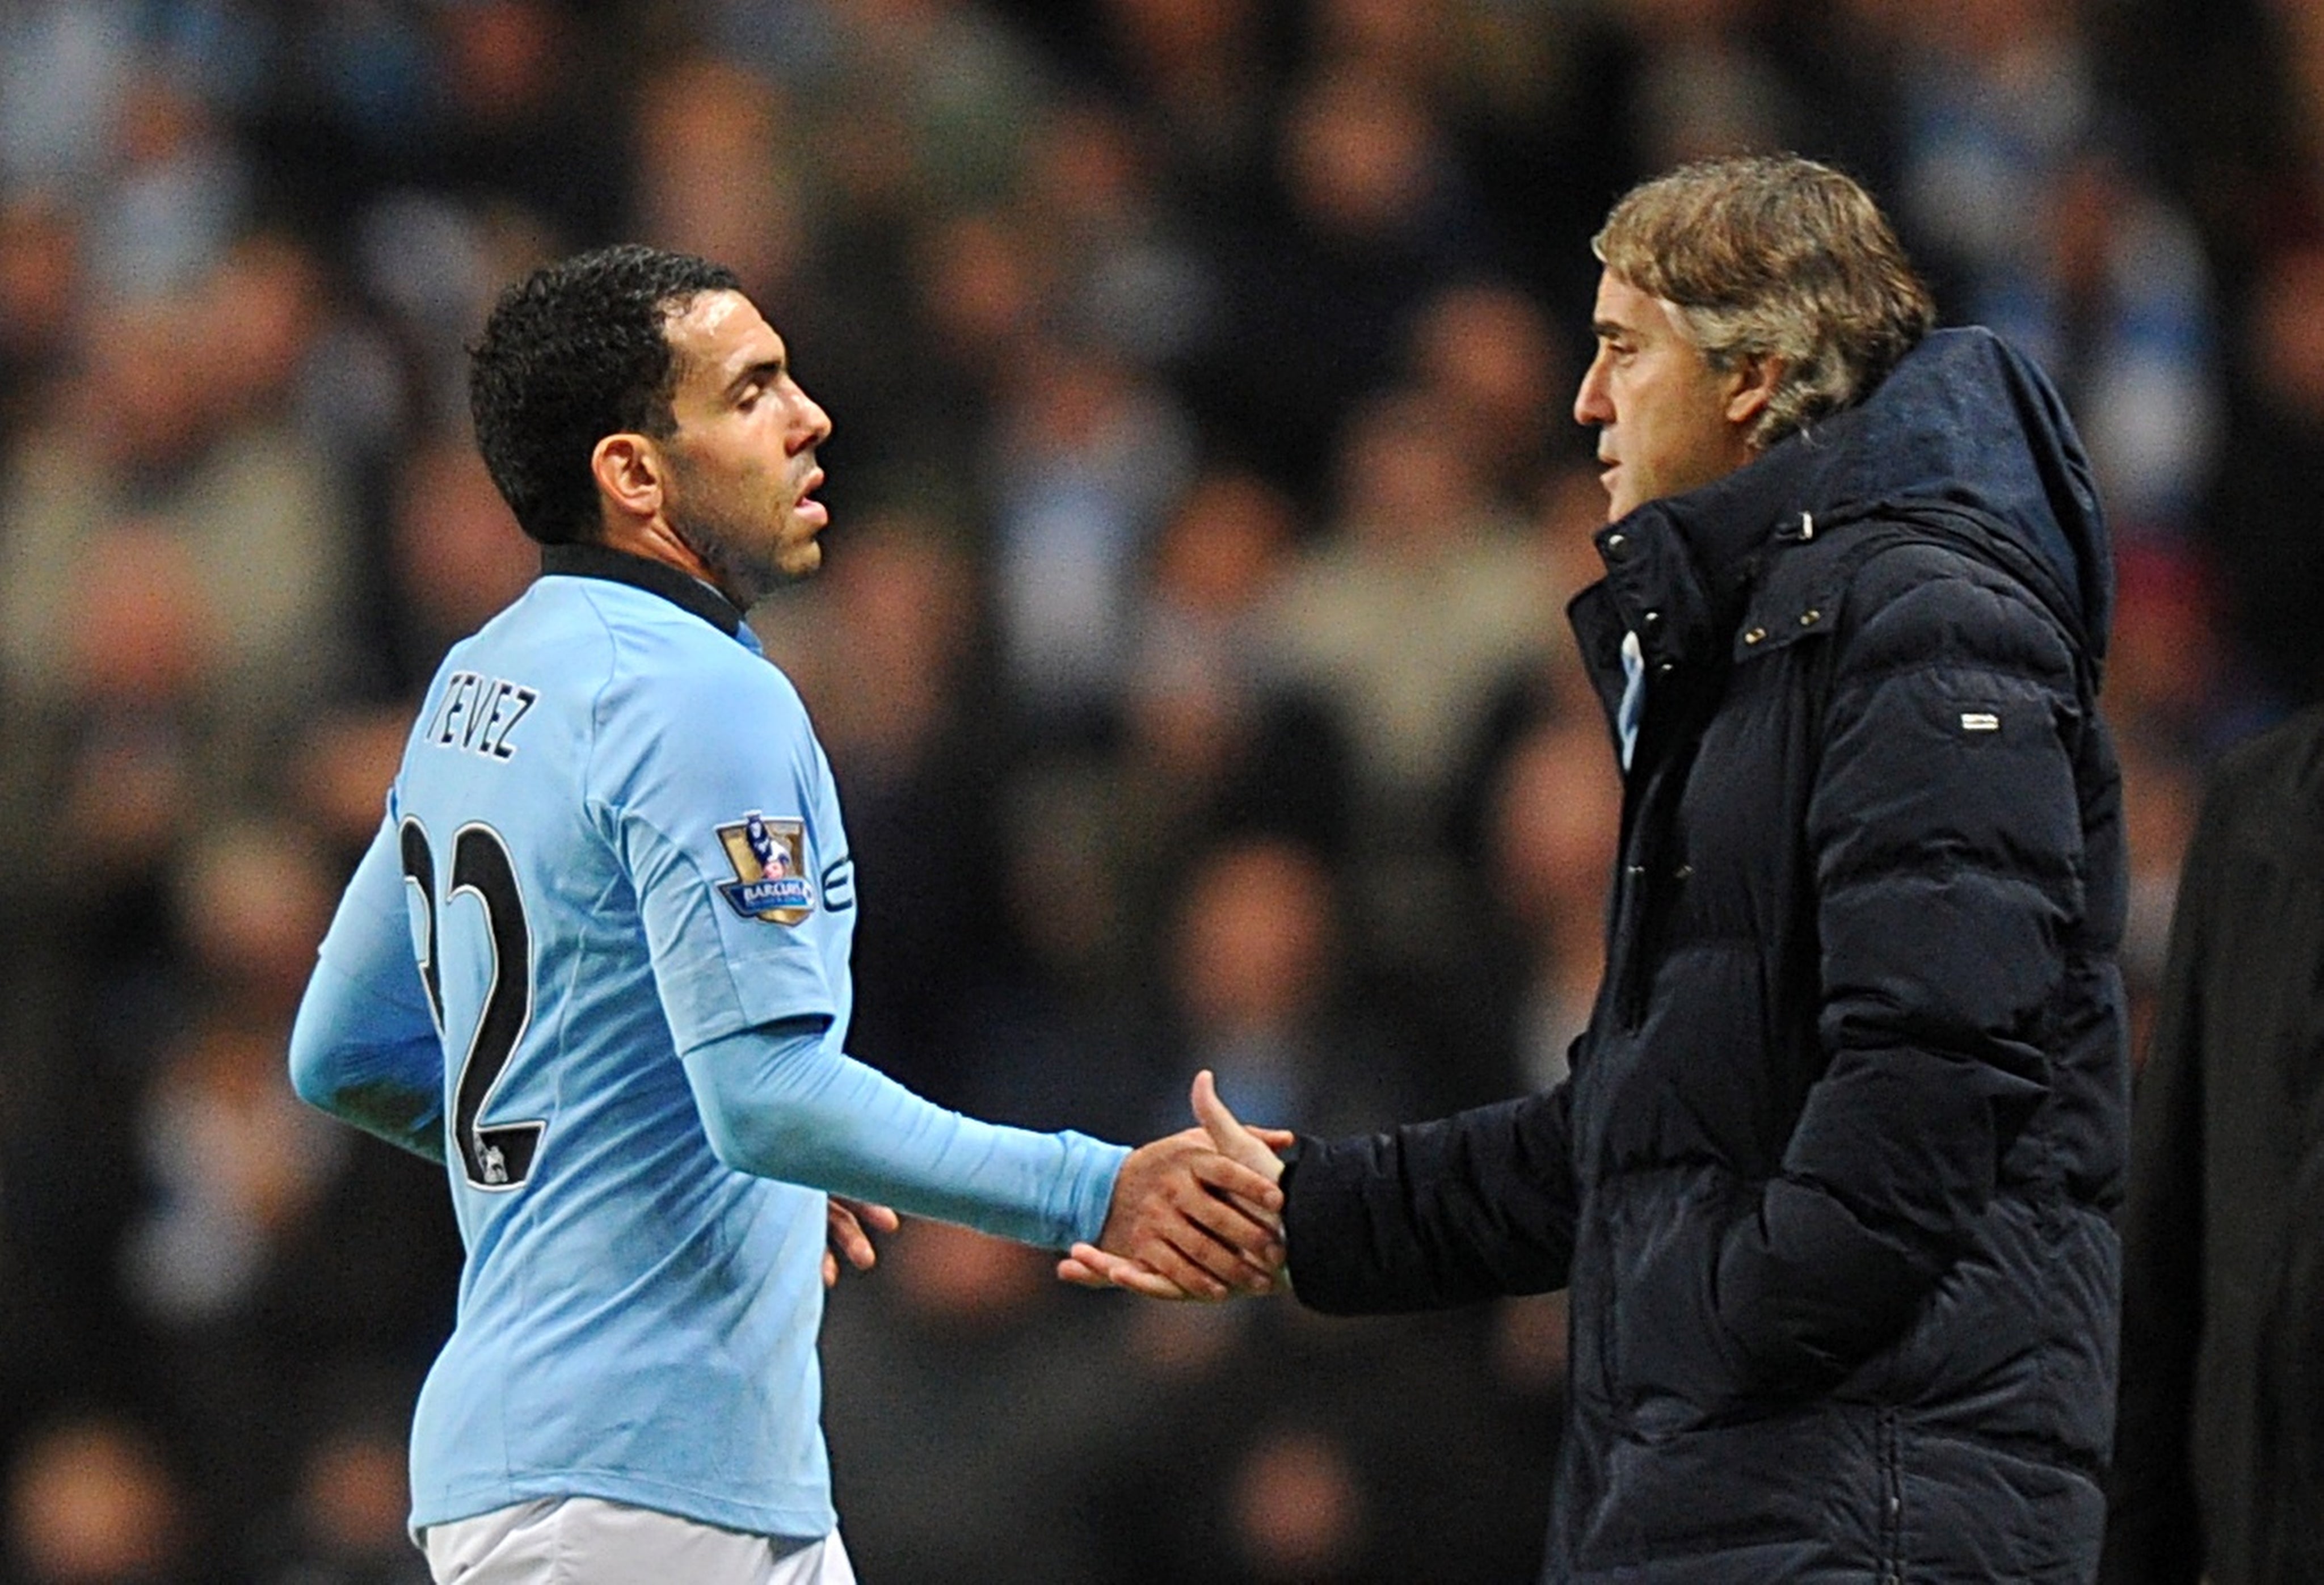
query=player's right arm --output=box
[288,809,448,1164]
[615,643,1277,1294]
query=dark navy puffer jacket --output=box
[1281,329,2129,1584]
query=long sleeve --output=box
[1279,1082,1577,1313]
[288,813,447,1163]
[681,1024,1127,1251]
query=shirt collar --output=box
[538,542,745,637]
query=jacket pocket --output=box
[1605,1166,1759,1431]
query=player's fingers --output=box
[822,1250,840,1289]
[1065,1243,1202,1301]
[1250,1126,1298,1150]
[843,1197,901,1234]
[1060,1245,1195,1301]
[1186,1149,1285,1214]
[826,1203,879,1272]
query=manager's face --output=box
[1573,269,1761,522]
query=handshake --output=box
[1066,1069,1292,1302]
[820,1070,1292,1301]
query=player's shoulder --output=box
[564,587,815,737]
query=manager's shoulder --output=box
[1826,523,2079,681]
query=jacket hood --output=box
[1628,326,2113,661]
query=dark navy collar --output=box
[538,542,744,636]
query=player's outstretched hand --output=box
[824,1195,900,1288]
[1060,1071,1294,1301]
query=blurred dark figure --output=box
[121,821,458,1557]
[2204,239,2324,710]
[1473,713,1620,1092]
[1402,278,1575,515]
[2103,707,2324,1585]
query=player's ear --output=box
[592,432,664,527]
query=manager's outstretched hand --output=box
[1061,1071,1292,1300]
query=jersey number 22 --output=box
[400,817,546,1191]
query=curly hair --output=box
[468,245,742,545]
[1594,155,1935,449]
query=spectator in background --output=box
[754,508,1015,1108]
[4,1411,200,1585]
[1606,0,1806,171]
[1403,278,1574,516]
[1153,834,1439,1137]
[1194,59,1499,499]
[1084,0,1280,213]
[1475,713,1620,1092]
[818,1221,1125,1584]
[125,821,460,1548]
[0,195,79,448]
[629,53,812,310]
[1889,0,2103,305]
[2104,704,2324,1585]
[1264,384,1563,909]
[1115,466,1348,869]
[382,432,542,693]
[1017,99,1215,369]
[0,258,356,766]
[255,1399,432,1585]
[89,68,248,302]
[1089,1296,1546,1583]
[1976,141,2218,543]
[987,335,1198,741]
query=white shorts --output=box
[422,1496,856,1585]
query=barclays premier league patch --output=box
[716,812,816,924]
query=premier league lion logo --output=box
[715,812,816,924]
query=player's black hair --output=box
[468,244,742,545]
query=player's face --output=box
[1573,269,1758,522]
[657,289,833,604]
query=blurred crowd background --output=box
[0,0,2318,1579]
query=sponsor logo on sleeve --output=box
[716,812,816,924]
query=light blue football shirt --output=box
[292,545,1126,1539]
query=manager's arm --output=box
[1279,1081,1580,1313]
[1711,567,2086,1386]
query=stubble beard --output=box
[669,499,817,611]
